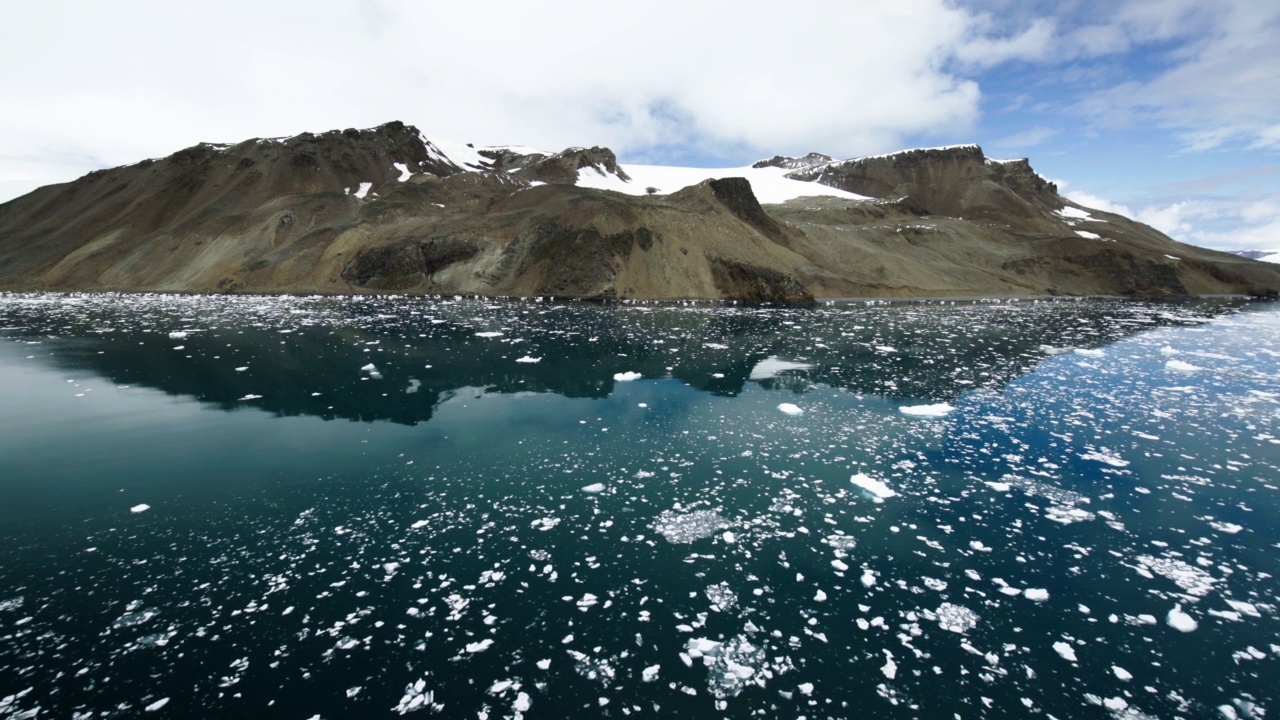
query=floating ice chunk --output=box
[880,650,897,680]
[1166,605,1197,632]
[850,473,896,500]
[238,394,263,401]
[798,682,814,695]
[489,680,513,694]
[1073,348,1105,357]
[1024,588,1049,602]
[705,582,738,611]
[536,658,551,670]
[410,519,430,529]
[1052,641,1077,662]
[722,531,736,543]
[1080,450,1129,468]
[642,665,660,682]
[144,698,170,712]
[777,403,804,415]
[405,379,420,394]
[875,345,897,353]
[167,331,187,339]
[982,481,1011,492]
[514,692,531,712]
[1160,345,1180,356]
[935,603,979,633]
[899,403,955,417]
[1165,359,1203,372]
[1135,555,1216,596]
[1209,521,1243,534]
[475,331,503,338]
[1112,666,1132,681]
[613,371,642,382]
[1226,600,1261,617]
[465,639,495,653]
[515,356,541,363]
[748,357,813,380]
[831,559,849,572]
[814,589,828,602]
[861,569,877,587]
[581,483,605,494]
[131,504,151,513]
[361,363,378,372]
[652,509,730,544]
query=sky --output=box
[1,0,1278,251]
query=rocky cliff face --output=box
[1,122,1277,301]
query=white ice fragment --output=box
[1080,450,1129,468]
[831,559,849,572]
[1052,641,1077,662]
[935,603,979,634]
[1166,359,1203,372]
[899,403,955,417]
[748,357,813,380]
[514,692,531,712]
[131,504,151,513]
[642,665,660,682]
[777,403,804,415]
[814,589,828,602]
[536,658,551,670]
[515,356,541,363]
[850,473,896,500]
[167,331,187,339]
[1112,665,1133,681]
[613,371,642,382]
[581,483,606,494]
[465,639,495,653]
[144,698,170,712]
[360,363,378,373]
[1073,348,1104,357]
[475,331,503,338]
[861,569,877,587]
[1166,605,1198,632]
[880,650,897,680]
[1024,588,1049,602]
[722,531,736,544]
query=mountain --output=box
[1,121,1277,301]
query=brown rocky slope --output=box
[1,122,1277,301]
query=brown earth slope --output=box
[1,122,1277,301]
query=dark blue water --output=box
[1,293,1277,719]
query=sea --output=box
[0,292,1276,719]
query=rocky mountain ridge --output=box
[1,121,1277,301]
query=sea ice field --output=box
[0,292,1277,719]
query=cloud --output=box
[991,125,1058,149]
[0,0,1075,200]
[1072,2,1280,152]
[1064,189,1136,217]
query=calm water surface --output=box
[1,293,1277,719]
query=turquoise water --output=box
[1,293,1277,719]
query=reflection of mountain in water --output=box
[0,294,1252,425]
